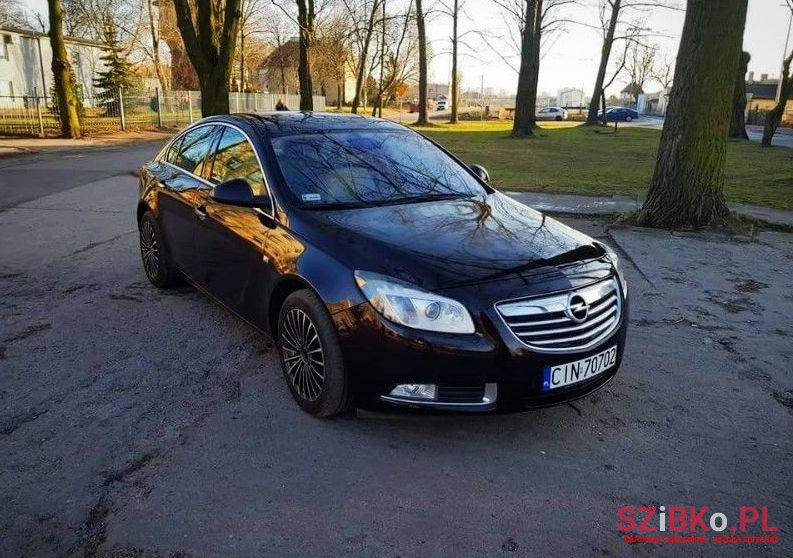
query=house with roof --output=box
[258,38,354,106]
[745,72,793,123]
[0,26,107,106]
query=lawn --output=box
[416,121,793,210]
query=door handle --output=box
[194,206,207,220]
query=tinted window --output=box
[272,131,487,208]
[164,136,184,164]
[210,128,267,197]
[173,125,218,176]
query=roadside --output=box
[506,190,793,228]
[0,130,171,159]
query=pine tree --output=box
[94,24,137,96]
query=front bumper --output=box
[331,289,629,412]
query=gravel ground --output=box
[0,145,791,557]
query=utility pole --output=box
[777,3,793,102]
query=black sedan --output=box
[137,113,628,417]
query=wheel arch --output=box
[136,201,152,226]
[268,274,318,337]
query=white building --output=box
[556,87,586,108]
[0,26,107,103]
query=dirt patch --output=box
[734,279,769,293]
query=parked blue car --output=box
[599,107,639,122]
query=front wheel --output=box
[625,116,632,122]
[555,115,562,121]
[277,290,353,417]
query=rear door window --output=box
[173,125,219,178]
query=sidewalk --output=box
[0,130,171,158]
[505,191,793,228]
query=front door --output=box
[194,126,276,324]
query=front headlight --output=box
[603,247,628,297]
[354,271,475,334]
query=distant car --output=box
[536,107,568,121]
[600,107,639,122]
[436,98,448,111]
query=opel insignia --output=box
[137,112,628,417]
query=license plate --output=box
[541,345,617,391]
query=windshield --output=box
[271,130,488,208]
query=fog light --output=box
[389,383,437,400]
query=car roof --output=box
[201,111,408,138]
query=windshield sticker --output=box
[302,193,322,202]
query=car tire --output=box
[139,211,183,289]
[277,289,353,417]
[555,115,562,121]
[625,116,632,122]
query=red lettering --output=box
[668,506,687,532]
[761,507,779,532]
[689,506,710,531]
[617,506,637,532]
[638,506,657,532]
[739,507,759,531]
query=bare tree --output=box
[621,41,656,102]
[172,0,243,115]
[638,0,748,229]
[296,0,315,110]
[144,0,168,93]
[415,0,428,124]
[48,0,82,137]
[344,0,382,113]
[585,0,676,125]
[761,49,793,147]
[650,50,673,89]
[0,0,29,26]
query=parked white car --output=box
[436,98,448,111]
[536,107,568,121]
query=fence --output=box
[0,90,326,137]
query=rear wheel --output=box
[277,290,353,417]
[139,211,182,288]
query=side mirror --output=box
[212,178,268,208]
[470,164,490,183]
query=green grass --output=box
[416,121,793,210]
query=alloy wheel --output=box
[140,219,160,280]
[280,308,325,401]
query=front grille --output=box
[436,384,486,403]
[495,277,622,353]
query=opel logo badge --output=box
[566,294,589,322]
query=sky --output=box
[19,0,793,97]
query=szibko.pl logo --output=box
[617,506,780,545]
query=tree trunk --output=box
[586,0,620,125]
[47,0,81,138]
[239,31,245,92]
[416,0,428,125]
[761,50,793,147]
[172,0,241,116]
[147,0,169,93]
[512,0,541,136]
[638,0,748,229]
[728,51,750,139]
[352,0,379,114]
[449,0,459,124]
[296,0,315,111]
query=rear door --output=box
[193,125,276,322]
[157,124,221,281]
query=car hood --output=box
[297,192,605,290]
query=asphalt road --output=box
[1,142,791,557]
